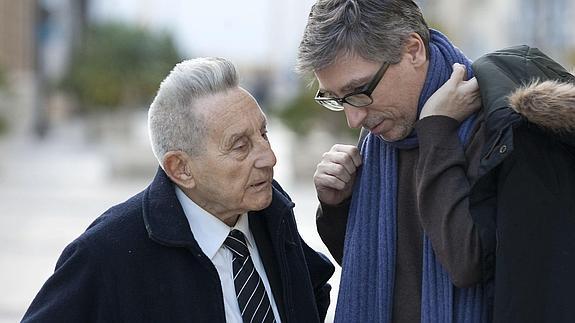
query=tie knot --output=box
[224,229,249,259]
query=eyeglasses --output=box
[314,61,390,111]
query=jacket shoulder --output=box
[473,46,574,113]
[474,45,575,83]
[472,46,575,151]
[78,191,148,252]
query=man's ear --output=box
[404,32,427,68]
[162,151,195,189]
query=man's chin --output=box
[376,132,405,142]
[374,125,413,142]
[248,192,273,212]
[377,134,398,142]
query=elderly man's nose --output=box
[255,145,276,169]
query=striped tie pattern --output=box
[224,229,276,323]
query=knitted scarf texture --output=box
[334,29,490,323]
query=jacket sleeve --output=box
[21,238,109,322]
[415,115,485,288]
[300,238,335,322]
[315,199,350,265]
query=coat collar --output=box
[250,179,296,243]
[142,167,197,248]
[142,167,295,249]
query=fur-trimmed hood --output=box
[508,80,575,133]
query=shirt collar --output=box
[175,186,252,259]
[232,211,254,249]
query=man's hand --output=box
[420,63,482,122]
[314,144,362,206]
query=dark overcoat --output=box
[471,46,575,323]
[22,168,334,323]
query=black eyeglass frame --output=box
[314,61,391,111]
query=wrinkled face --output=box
[314,53,426,141]
[188,87,276,222]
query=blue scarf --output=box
[334,30,490,323]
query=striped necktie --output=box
[224,229,276,323]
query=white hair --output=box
[148,57,239,166]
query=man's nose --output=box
[254,142,277,169]
[344,106,368,128]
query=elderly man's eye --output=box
[262,131,269,141]
[232,139,249,151]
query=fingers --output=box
[330,144,362,168]
[449,63,467,84]
[313,144,361,205]
[419,64,482,121]
[449,63,480,102]
[460,77,481,110]
[314,170,349,191]
[319,145,361,180]
[314,145,361,187]
[460,76,479,95]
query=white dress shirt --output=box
[175,187,281,323]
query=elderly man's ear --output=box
[163,151,196,189]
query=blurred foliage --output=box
[62,23,181,113]
[272,81,359,139]
[273,83,321,136]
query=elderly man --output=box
[296,0,575,322]
[22,57,334,323]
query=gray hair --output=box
[296,0,430,74]
[148,57,239,166]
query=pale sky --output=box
[90,0,316,68]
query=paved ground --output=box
[0,126,341,322]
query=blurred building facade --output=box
[0,0,86,139]
[0,0,39,139]
[0,1,37,73]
